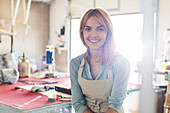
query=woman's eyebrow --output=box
[84,25,104,28]
[97,26,104,28]
[84,25,91,28]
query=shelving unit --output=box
[0,29,13,36]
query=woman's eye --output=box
[84,27,91,31]
[97,27,105,31]
[98,28,104,31]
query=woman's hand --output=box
[105,107,118,113]
[83,108,93,113]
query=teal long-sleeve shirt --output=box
[70,53,130,113]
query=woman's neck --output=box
[89,49,102,62]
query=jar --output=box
[18,53,30,77]
[48,87,56,102]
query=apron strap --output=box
[78,58,85,78]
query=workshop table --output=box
[0,74,141,113]
[0,76,72,113]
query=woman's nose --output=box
[90,30,97,37]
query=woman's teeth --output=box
[89,39,99,43]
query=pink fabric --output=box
[127,83,141,91]
[0,77,71,110]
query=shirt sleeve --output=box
[108,57,130,112]
[70,59,88,113]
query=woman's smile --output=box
[88,38,100,43]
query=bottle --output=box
[18,53,30,77]
[162,59,168,72]
[48,87,56,102]
[45,45,55,76]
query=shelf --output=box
[0,29,13,36]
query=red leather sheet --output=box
[0,77,71,110]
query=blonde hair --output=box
[79,8,116,67]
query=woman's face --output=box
[83,16,107,51]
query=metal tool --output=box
[56,94,71,99]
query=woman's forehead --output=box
[85,16,104,26]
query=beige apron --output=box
[78,58,124,113]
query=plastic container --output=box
[48,87,57,102]
[46,45,55,64]
[45,45,55,76]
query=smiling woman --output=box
[70,8,130,113]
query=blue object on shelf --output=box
[46,51,53,64]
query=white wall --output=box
[71,0,142,18]
[50,0,68,44]
[50,0,68,72]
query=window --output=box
[71,19,86,59]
